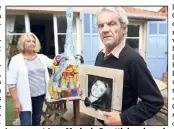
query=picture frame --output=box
[78,65,124,120]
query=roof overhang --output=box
[127,13,167,21]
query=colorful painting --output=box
[46,8,82,101]
[47,55,82,100]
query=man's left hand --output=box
[103,111,122,125]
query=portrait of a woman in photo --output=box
[84,78,112,111]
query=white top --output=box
[7,53,52,112]
[25,57,46,97]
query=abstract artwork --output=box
[46,8,82,101]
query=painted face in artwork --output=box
[90,80,107,99]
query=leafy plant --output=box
[6,35,21,58]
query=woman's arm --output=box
[8,85,18,101]
[9,87,22,115]
[44,55,53,69]
[7,57,22,114]
[7,57,19,84]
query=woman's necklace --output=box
[24,53,37,60]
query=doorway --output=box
[29,13,55,58]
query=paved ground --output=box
[59,90,168,126]
[12,88,168,126]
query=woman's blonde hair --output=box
[17,32,41,53]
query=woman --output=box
[7,32,52,126]
[84,78,112,111]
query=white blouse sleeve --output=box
[8,84,17,89]
[44,55,53,69]
[7,57,19,85]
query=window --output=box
[149,23,157,34]
[149,22,167,35]
[55,15,77,54]
[84,13,90,33]
[84,13,98,34]
[126,24,140,53]
[6,15,26,58]
[159,23,167,34]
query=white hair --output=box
[96,7,129,34]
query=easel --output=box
[42,97,80,125]
[42,7,81,126]
[42,99,68,125]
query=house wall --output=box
[142,22,147,60]
[6,7,148,60]
[6,7,99,13]
[129,19,147,60]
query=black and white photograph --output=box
[84,75,113,112]
[79,65,124,120]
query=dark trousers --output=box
[20,94,45,126]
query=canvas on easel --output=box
[45,8,82,102]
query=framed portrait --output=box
[78,65,124,120]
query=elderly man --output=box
[94,7,164,126]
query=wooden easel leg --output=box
[73,100,80,125]
[73,101,76,118]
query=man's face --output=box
[97,10,125,49]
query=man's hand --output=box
[103,111,122,125]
